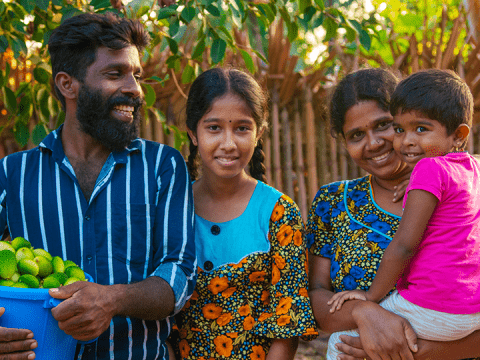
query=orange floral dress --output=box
[173,182,317,359]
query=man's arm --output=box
[50,276,175,341]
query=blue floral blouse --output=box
[306,175,400,293]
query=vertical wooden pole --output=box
[330,136,338,182]
[294,99,308,219]
[340,145,348,180]
[305,86,318,201]
[318,117,327,186]
[265,137,272,185]
[272,83,282,190]
[281,107,294,199]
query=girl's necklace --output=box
[373,176,395,192]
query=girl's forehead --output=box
[202,94,254,119]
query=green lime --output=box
[11,237,32,251]
[32,248,52,262]
[52,256,64,273]
[50,272,68,285]
[63,260,77,269]
[18,259,39,277]
[10,272,20,282]
[64,277,81,286]
[18,274,40,288]
[11,282,29,288]
[0,250,17,280]
[34,255,53,278]
[42,275,61,289]
[15,247,34,262]
[0,279,14,287]
[0,241,15,253]
[65,266,85,281]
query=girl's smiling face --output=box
[188,93,263,180]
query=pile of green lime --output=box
[0,237,87,289]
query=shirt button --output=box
[211,225,220,235]
[87,255,93,261]
[85,215,90,221]
[204,261,213,271]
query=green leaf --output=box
[324,17,337,41]
[206,4,220,17]
[169,19,180,37]
[0,36,8,53]
[91,0,110,9]
[166,37,178,54]
[14,122,29,148]
[33,67,50,85]
[239,49,255,73]
[191,38,206,59]
[233,0,245,19]
[32,124,47,146]
[257,4,275,24]
[359,29,371,51]
[17,95,32,120]
[298,0,311,13]
[157,6,177,19]
[210,38,226,64]
[303,6,316,23]
[314,0,324,10]
[286,21,298,42]
[142,84,156,108]
[180,6,196,23]
[181,64,194,84]
[312,12,324,28]
[251,49,267,64]
[10,37,28,58]
[36,0,50,11]
[3,87,16,113]
[228,4,242,28]
[279,7,290,23]
[348,19,362,34]
[217,26,234,44]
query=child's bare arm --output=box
[328,290,367,313]
[367,189,438,302]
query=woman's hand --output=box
[350,301,417,360]
[328,290,367,313]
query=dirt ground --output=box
[295,331,330,360]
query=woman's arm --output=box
[266,337,299,360]
[336,329,480,360]
[308,254,417,359]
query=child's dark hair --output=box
[186,68,269,182]
[330,68,398,138]
[48,12,150,110]
[390,69,473,135]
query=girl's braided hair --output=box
[186,68,269,182]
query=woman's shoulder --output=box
[312,176,370,202]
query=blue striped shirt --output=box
[0,127,196,360]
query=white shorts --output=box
[326,290,480,360]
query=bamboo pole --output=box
[305,86,318,201]
[281,107,294,199]
[271,83,282,190]
[265,136,272,185]
[318,116,327,186]
[340,144,348,180]
[294,99,308,219]
[330,135,338,182]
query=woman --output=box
[306,68,480,360]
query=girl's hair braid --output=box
[249,138,267,183]
[187,138,199,181]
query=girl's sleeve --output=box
[306,183,341,259]
[253,194,318,341]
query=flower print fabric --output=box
[306,175,400,293]
[175,188,317,359]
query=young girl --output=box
[172,68,317,359]
[326,69,480,359]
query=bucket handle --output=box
[43,297,98,344]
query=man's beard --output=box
[76,84,144,152]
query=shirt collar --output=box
[39,124,142,164]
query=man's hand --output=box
[0,308,37,359]
[328,290,367,313]
[49,282,116,342]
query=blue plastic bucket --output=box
[0,273,94,360]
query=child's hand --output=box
[393,178,410,202]
[327,290,367,313]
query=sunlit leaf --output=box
[314,0,324,10]
[211,38,226,64]
[191,38,205,59]
[91,0,110,9]
[142,84,156,108]
[239,49,255,73]
[324,16,337,41]
[33,67,50,85]
[157,6,177,19]
[3,87,16,113]
[181,64,194,84]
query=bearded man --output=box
[0,12,195,360]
